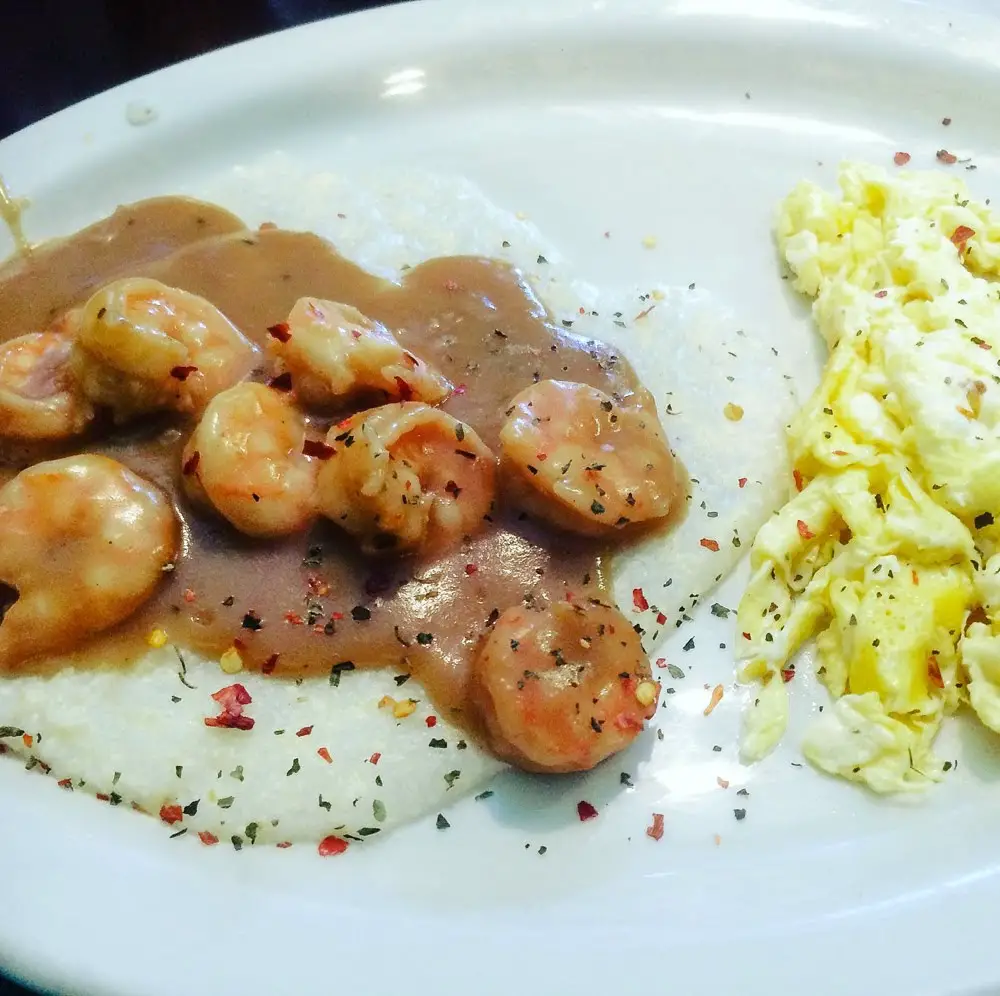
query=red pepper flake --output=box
[464,563,478,576]
[700,538,720,552]
[632,587,649,612]
[369,752,382,765]
[646,812,665,841]
[832,450,847,456]
[951,224,976,249]
[444,480,462,497]
[170,365,198,381]
[655,657,667,668]
[21,733,32,748]
[276,841,293,849]
[183,588,197,603]
[262,653,279,675]
[927,657,945,689]
[717,776,730,789]
[912,570,920,586]
[267,322,292,343]
[268,372,293,392]
[204,683,255,731]
[296,725,314,737]
[302,439,335,460]
[781,668,796,683]
[159,804,183,825]
[57,777,72,789]
[182,451,200,476]
[577,800,598,821]
[426,715,437,728]
[198,831,219,846]
[394,376,414,401]
[936,148,958,164]
[796,519,814,540]
[656,611,667,625]
[96,793,110,802]
[284,611,304,626]
[453,383,467,396]
[317,747,333,763]
[738,477,748,489]
[893,151,911,166]
[742,632,751,641]
[793,468,804,492]
[319,835,350,857]
[874,289,888,298]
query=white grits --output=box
[0,157,795,847]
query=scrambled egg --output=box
[739,160,1000,791]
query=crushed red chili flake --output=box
[182,451,200,476]
[198,831,219,846]
[700,538,720,552]
[284,611,304,625]
[268,372,293,392]
[296,725,314,737]
[912,570,920,586]
[936,149,958,164]
[781,668,796,683]
[96,793,110,802]
[577,800,598,821]
[632,587,649,612]
[21,733,32,748]
[793,468,804,492]
[796,519,815,540]
[655,657,667,668]
[169,365,198,381]
[159,804,183,825]
[267,322,292,343]
[317,747,333,763]
[302,439,335,460]
[276,841,293,849]
[57,777,72,789]
[262,653,279,675]
[874,289,888,298]
[453,383,467,396]
[656,611,667,625]
[951,224,976,249]
[444,480,461,497]
[204,683,255,731]
[893,151,911,166]
[742,632,751,640]
[646,813,665,841]
[738,477,748,489]
[318,835,350,857]
[369,752,382,765]
[426,715,438,727]
[183,588,197,603]
[927,657,945,689]
[464,564,478,576]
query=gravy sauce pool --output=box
[0,197,669,729]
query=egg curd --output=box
[740,160,1000,792]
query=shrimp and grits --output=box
[0,167,792,847]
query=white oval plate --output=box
[3,2,1000,994]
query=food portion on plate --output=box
[0,172,789,848]
[739,160,1000,792]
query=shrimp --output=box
[0,330,93,439]
[469,600,661,773]
[316,402,496,554]
[72,277,259,422]
[267,297,452,408]
[499,379,678,537]
[0,455,179,671]
[181,382,318,538]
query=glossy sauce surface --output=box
[0,197,662,725]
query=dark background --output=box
[1,2,402,991]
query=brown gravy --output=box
[0,197,648,728]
